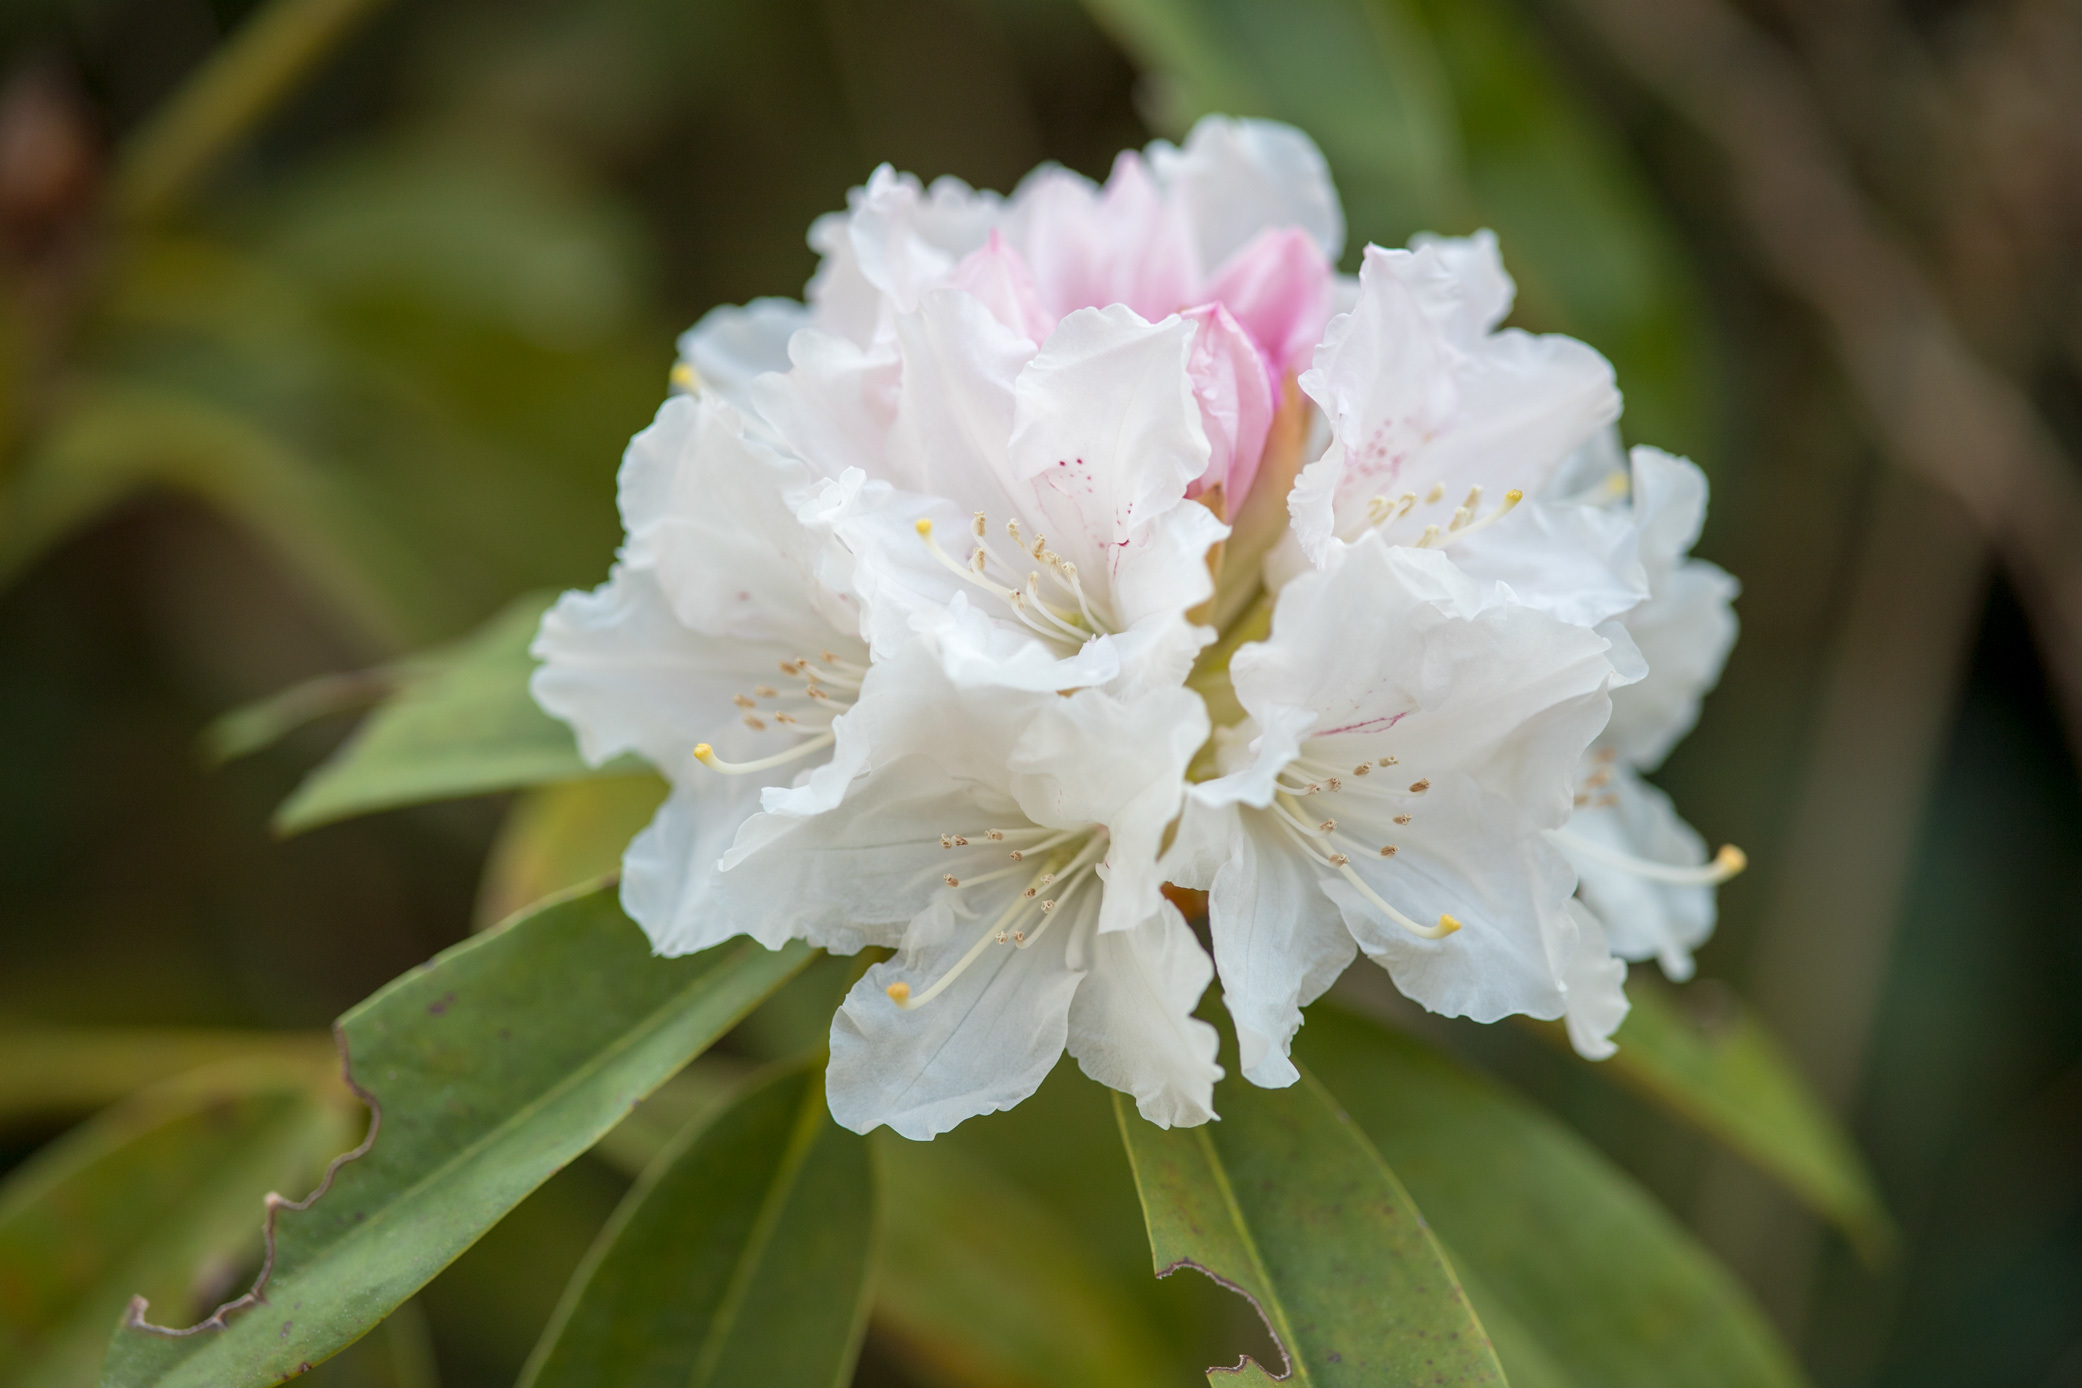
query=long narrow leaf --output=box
[521,1059,873,1388]
[273,595,629,834]
[1113,1054,1505,1385]
[1300,1004,1808,1387]
[98,886,813,1388]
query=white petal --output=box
[530,564,786,772]
[1559,900,1629,1060]
[1006,683,1209,934]
[1324,776,1580,1024]
[1198,805,1356,1088]
[1010,305,1209,561]
[1231,536,1617,820]
[1560,764,1716,981]
[807,165,999,345]
[1066,901,1222,1127]
[1605,449,1739,768]
[616,394,861,647]
[1008,306,1226,675]
[675,298,808,412]
[619,776,768,956]
[828,892,1083,1139]
[1148,115,1346,266]
[1447,494,1650,629]
[887,287,1037,518]
[1297,243,1619,559]
[710,750,985,954]
[752,327,901,484]
[1403,231,1515,341]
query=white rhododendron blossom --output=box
[715,642,1218,1138]
[1165,535,1630,1083]
[532,113,1745,1138]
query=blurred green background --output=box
[0,0,2077,1384]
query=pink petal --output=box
[1015,153,1200,325]
[950,230,1055,343]
[1204,226,1335,378]
[1181,302,1276,511]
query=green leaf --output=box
[519,1059,873,1388]
[98,886,814,1388]
[1588,980,1897,1264]
[1113,1056,1505,1385]
[295,1301,438,1388]
[873,1135,1175,1388]
[0,1061,357,1388]
[274,594,632,835]
[201,669,402,766]
[1299,1003,1808,1387]
[0,1026,334,1125]
[475,776,669,930]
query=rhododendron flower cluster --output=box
[533,116,1742,1140]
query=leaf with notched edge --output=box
[99,886,812,1388]
[1113,1029,1505,1387]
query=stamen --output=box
[1549,832,1749,886]
[754,685,778,697]
[742,715,766,731]
[693,734,836,776]
[1268,812,1460,941]
[1425,482,1446,504]
[1379,845,1397,857]
[1353,764,1371,776]
[894,837,1106,1009]
[1394,814,1412,825]
[733,694,757,709]
[1409,779,1430,794]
